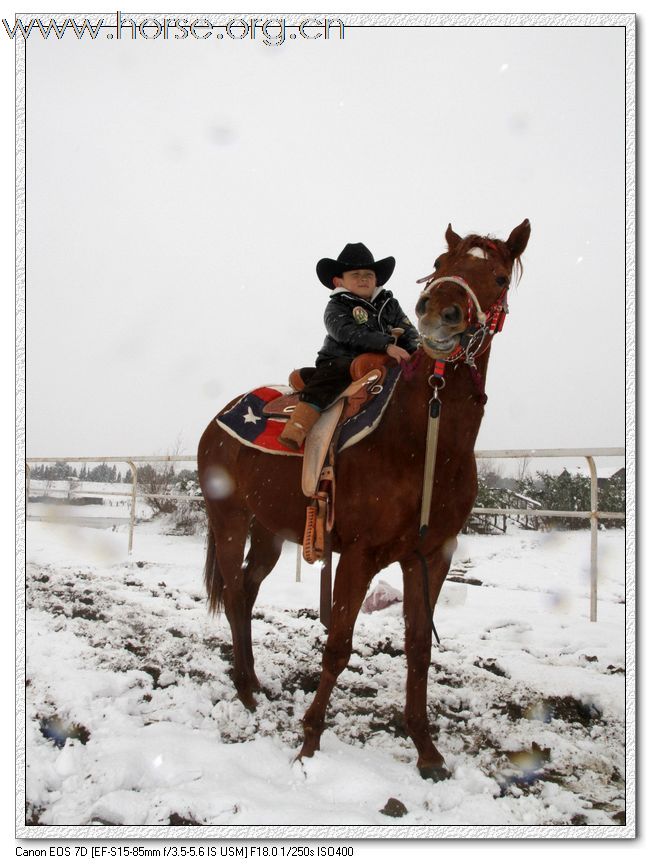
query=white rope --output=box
[419,407,441,534]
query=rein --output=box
[415,549,441,647]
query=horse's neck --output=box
[386,350,491,448]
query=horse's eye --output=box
[495,276,509,286]
[416,295,428,316]
[433,258,441,270]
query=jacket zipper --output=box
[376,296,391,333]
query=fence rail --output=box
[25,448,625,622]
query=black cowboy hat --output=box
[316,243,396,289]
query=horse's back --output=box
[198,399,306,542]
[197,395,244,473]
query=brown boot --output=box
[279,402,321,451]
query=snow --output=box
[23,518,628,832]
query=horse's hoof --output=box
[291,752,309,776]
[418,764,451,782]
[297,742,318,761]
[236,690,257,711]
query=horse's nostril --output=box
[441,305,462,325]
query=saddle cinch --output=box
[262,352,392,564]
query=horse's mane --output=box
[457,234,524,285]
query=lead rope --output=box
[416,549,441,646]
[414,271,508,647]
[417,356,488,647]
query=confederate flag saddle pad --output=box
[214,364,401,457]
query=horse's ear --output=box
[507,219,531,258]
[446,224,462,251]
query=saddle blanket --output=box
[215,365,401,457]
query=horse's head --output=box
[415,219,531,360]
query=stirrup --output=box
[303,496,327,564]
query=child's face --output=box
[333,269,377,298]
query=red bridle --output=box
[415,272,510,366]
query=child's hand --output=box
[386,344,411,362]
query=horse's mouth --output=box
[420,334,460,358]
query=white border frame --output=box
[15,10,636,842]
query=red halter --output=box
[415,272,509,367]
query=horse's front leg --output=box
[401,549,452,781]
[299,547,377,760]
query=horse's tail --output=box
[203,529,225,615]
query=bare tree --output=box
[137,435,187,516]
[515,456,531,486]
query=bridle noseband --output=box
[417,274,487,325]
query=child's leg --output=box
[298,358,353,410]
[279,358,352,450]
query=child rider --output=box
[279,242,420,450]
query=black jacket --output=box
[316,289,421,364]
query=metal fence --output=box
[25,448,625,622]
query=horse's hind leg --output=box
[207,503,261,709]
[241,518,284,691]
[299,547,376,759]
[401,549,451,781]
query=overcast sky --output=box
[25,19,626,471]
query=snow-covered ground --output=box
[23,518,628,831]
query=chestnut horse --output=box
[198,220,530,780]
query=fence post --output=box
[586,455,599,622]
[127,460,138,556]
[295,544,302,582]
